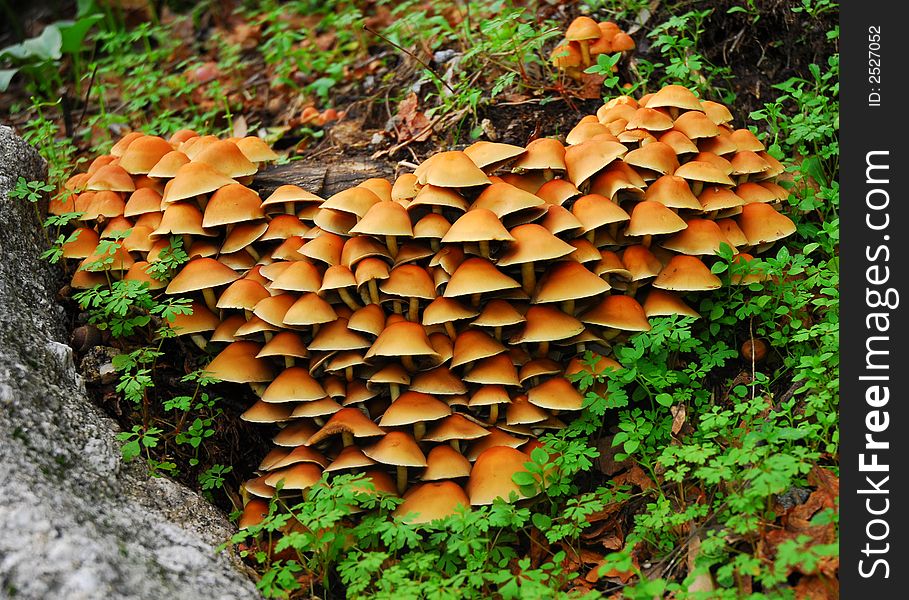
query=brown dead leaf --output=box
[500,93,531,103]
[686,534,716,594]
[599,533,624,551]
[228,22,261,50]
[584,502,624,525]
[585,553,639,584]
[795,575,839,600]
[232,115,248,139]
[365,5,394,29]
[577,73,607,99]
[528,526,549,569]
[760,470,838,578]
[185,61,221,85]
[395,93,433,143]
[670,404,686,435]
[578,548,604,565]
[596,435,631,476]
[808,466,839,498]
[612,465,656,491]
[315,32,337,52]
[567,580,595,596]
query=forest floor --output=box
[1,1,839,598]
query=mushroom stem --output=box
[561,299,575,314]
[390,383,401,401]
[543,168,554,182]
[311,323,320,338]
[408,298,420,322]
[602,327,621,341]
[521,262,536,295]
[585,230,596,244]
[538,341,550,358]
[360,289,371,305]
[444,321,457,340]
[414,421,426,441]
[249,382,267,396]
[479,240,491,258]
[470,293,482,307]
[396,466,408,495]
[691,181,704,197]
[579,40,591,67]
[341,431,354,447]
[450,439,461,453]
[642,234,652,248]
[669,107,679,120]
[345,366,354,382]
[627,281,640,298]
[385,235,398,258]
[431,238,440,251]
[493,326,503,341]
[368,279,380,304]
[202,288,218,313]
[263,331,273,343]
[284,356,295,369]
[189,334,208,351]
[401,355,416,373]
[196,194,208,211]
[488,403,499,425]
[338,288,361,310]
[245,245,261,261]
[284,201,295,215]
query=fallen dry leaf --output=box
[596,435,631,476]
[232,115,248,139]
[612,465,656,491]
[795,574,839,600]
[686,534,716,594]
[577,73,607,99]
[586,552,639,584]
[394,93,433,143]
[670,404,686,435]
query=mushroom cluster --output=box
[550,17,635,78]
[55,83,796,528]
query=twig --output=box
[75,51,100,132]
[364,25,456,94]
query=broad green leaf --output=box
[656,393,674,408]
[58,15,104,55]
[530,447,549,465]
[0,68,17,92]
[1,25,62,61]
[531,513,551,530]
[511,471,536,487]
[76,0,97,17]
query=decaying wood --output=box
[253,156,396,198]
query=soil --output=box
[293,0,837,170]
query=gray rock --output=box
[0,126,260,600]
